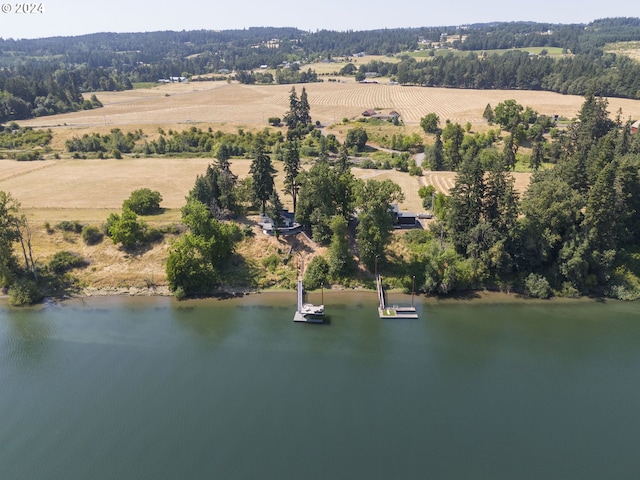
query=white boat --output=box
[301,303,324,317]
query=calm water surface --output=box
[1,292,639,479]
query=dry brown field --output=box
[0,157,529,215]
[8,80,640,292]
[604,42,640,62]
[20,80,640,134]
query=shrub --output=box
[48,251,87,274]
[56,220,83,233]
[408,164,422,176]
[303,256,329,290]
[242,224,255,238]
[9,278,43,306]
[107,208,147,248]
[15,151,41,161]
[174,286,187,301]
[524,273,552,299]
[123,188,163,215]
[81,225,104,245]
[262,254,280,272]
[360,159,377,169]
[144,227,164,244]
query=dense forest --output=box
[2,18,640,122]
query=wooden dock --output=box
[377,275,418,319]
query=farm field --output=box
[7,79,640,293]
[0,157,533,215]
[20,80,640,134]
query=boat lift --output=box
[377,274,418,319]
[293,256,324,323]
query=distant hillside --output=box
[2,19,640,123]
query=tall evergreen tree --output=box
[483,103,494,123]
[446,157,485,254]
[530,139,545,171]
[297,87,312,126]
[266,191,285,229]
[282,140,300,213]
[583,160,618,251]
[215,143,232,170]
[432,132,445,171]
[502,134,517,170]
[249,138,276,214]
[283,86,299,129]
[336,142,350,174]
[484,158,519,241]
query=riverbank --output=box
[37,284,615,307]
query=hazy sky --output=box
[1,0,636,40]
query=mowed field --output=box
[20,78,640,131]
[0,157,531,216]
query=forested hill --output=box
[3,18,640,64]
[2,19,640,123]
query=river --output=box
[1,292,639,479]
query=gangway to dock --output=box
[293,279,324,323]
[377,274,418,319]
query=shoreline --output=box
[0,285,620,307]
[74,284,616,304]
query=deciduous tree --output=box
[355,179,404,270]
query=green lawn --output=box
[132,82,159,89]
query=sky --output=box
[0,0,637,40]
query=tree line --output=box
[419,94,640,299]
[357,50,640,99]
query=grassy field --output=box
[6,80,640,293]
[604,41,640,62]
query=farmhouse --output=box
[376,110,401,121]
[257,210,303,236]
[158,76,189,83]
[361,109,401,121]
[631,120,640,134]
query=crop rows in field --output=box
[20,80,640,132]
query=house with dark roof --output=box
[257,210,303,236]
[391,204,417,228]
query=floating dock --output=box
[377,275,418,319]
